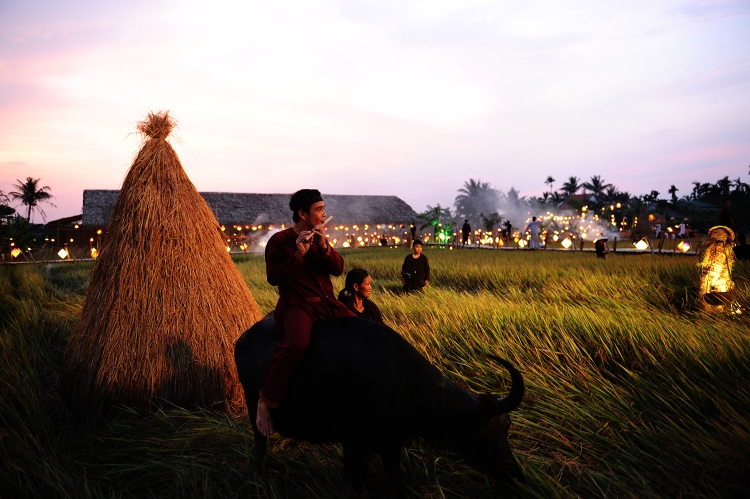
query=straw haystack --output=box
[59,111,263,420]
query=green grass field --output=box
[1,248,749,498]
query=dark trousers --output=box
[260,305,352,407]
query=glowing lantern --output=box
[343,241,351,248]
[226,246,231,252]
[90,248,99,259]
[220,225,226,231]
[698,226,736,308]
[553,235,559,242]
[58,248,69,259]
[634,239,649,251]
[518,240,527,248]
[11,248,21,258]
[677,240,690,253]
[581,233,588,239]
[561,238,572,249]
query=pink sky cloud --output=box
[1,0,749,220]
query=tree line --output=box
[419,172,750,234]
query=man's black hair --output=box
[413,239,423,246]
[290,189,323,222]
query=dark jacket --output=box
[265,227,351,321]
[340,295,383,323]
[402,253,430,291]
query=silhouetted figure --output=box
[594,237,609,259]
[461,220,471,247]
[719,198,736,233]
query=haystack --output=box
[59,111,263,420]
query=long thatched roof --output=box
[82,190,418,228]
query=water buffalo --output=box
[234,315,525,498]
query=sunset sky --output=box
[1,0,749,222]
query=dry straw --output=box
[59,111,263,421]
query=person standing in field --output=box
[492,220,501,249]
[338,268,383,323]
[257,189,354,436]
[504,220,513,245]
[461,220,471,247]
[402,240,430,293]
[524,217,541,249]
[410,224,417,248]
[719,198,736,233]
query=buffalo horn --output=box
[488,355,525,413]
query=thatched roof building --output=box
[82,190,418,228]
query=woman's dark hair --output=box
[290,189,323,222]
[338,268,370,301]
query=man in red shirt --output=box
[257,189,354,436]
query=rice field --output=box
[1,248,749,498]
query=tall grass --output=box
[1,249,748,498]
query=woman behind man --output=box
[337,268,383,323]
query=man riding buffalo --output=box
[256,189,354,436]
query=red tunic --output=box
[261,227,353,407]
[265,227,351,321]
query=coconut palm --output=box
[454,179,500,227]
[544,176,555,190]
[9,177,56,222]
[417,204,452,236]
[560,176,581,198]
[668,185,679,205]
[603,186,620,203]
[716,176,732,198]
[580,175,613,200]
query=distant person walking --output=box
[524,217,541,249]
[410,224,417,247]
[492,220,501,249]
[719,198,736,233]
[402,240,430,293]
[679,220,687,238]
[504,220,513,245]
[461,220,471,247]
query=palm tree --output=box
[580,175,612,200]
[417,204,452,235]
[603,186,620,203]
[716,176,732,198]
[668,185,679,205]
[544,176,555,190]
[454,179,500,227]
[560,176,581,198]
[9,177,56,222]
